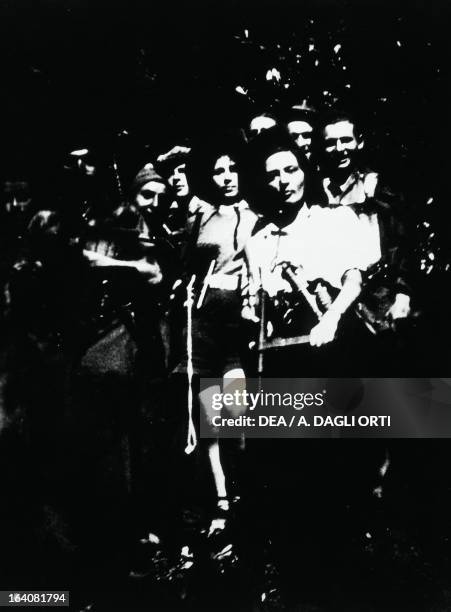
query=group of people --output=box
[0,100,416,601]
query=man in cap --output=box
[83,162,167,283]
[130,163,167,215]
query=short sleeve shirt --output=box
[246,204,370,297]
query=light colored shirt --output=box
[189,199,258,278]
[323,171,381,270]
[246,204,371,297]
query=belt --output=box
[208,273,240,290]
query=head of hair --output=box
[186,129,248,205]
[245,125,318,211]
[283,100,317,127]
[318,108,362,140]
[156,146,191,180]
[249,109,278,123]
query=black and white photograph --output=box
[0,0,451,610]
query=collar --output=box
[323,172,359,202]
[323,171,379,206]
[217,200,249,216]
[257,203,312,238]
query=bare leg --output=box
[198,384,226,508]
[199,370,246,535]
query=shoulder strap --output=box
[182,207,203,270]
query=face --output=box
[212,155,239,200]
[168,163,189,197]
[135,180,166,209]
[249,115,277,138]
[287,120,313,158]
[265,150,305,206]
[323,120,361,173]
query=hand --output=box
[157,145,191,163]
[309,310,340,347]
[241,293,260,324]
[387,293,411,320]
[83,250,162,283]
[266,320,274,338]
[241,305,259,323]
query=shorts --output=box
[174,288,246,378]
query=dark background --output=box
[0,0,450,369]
[0,4,451,610]
[0,0,449,181]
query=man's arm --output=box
[83,249,162,284]
[373,182,413,317]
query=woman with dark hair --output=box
[242,128,375,603]
[244,126,369,375]
[175,130,257,539]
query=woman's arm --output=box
[309,268,362,347]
